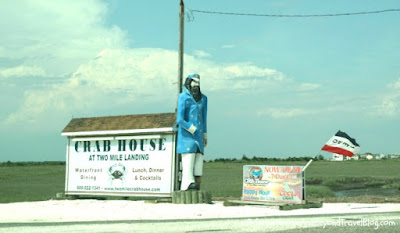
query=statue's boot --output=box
[187,182,200,190]
[180,153,195,190]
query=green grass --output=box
[0,160,399,203]
[202,162,244,198]
[0,165,65,203]
[303,160,400,178]
[205,159,400,179]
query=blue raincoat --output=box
[176,86,208,154]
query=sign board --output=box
[242,165,305,204]
[65,134,176,197]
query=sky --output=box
[0,0,399,162]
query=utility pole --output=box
[177,0,184,97]
[175,0,185,192]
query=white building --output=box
[331,153,344,161]
[365,154,374,160]
[376,154,388,160]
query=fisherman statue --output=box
[176,74,208,190]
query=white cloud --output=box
[0,0,294,125]
[377,96,398,116]
[374,77,400,117]
[375,94,400,117]
[184,58,288,93]
[257,108,314,119]
[0,65,47,78]
[4,47,292,125]
[192,50,211,58]
[388,78,400,90]
[295,83,321,92]
[0,0,128,77]
[73,48,177,94]
[222,44,236,49]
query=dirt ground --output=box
[212,195,400,203]
[311,195,400,203]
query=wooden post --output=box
[180,191,186,204]
[191,191,198,204]
[198,191,204,203]
[177,0,184,99]
[185,190,192,204]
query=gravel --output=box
[0,200,399,223]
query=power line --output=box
[188,8,400,18]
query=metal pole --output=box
[177,0,184,97]
[302,159,313,172]
[302,153,319,172]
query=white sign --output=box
[65,134,176,197]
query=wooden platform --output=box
[172,190,212,204]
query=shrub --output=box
[382,182,400,189]
[322,179,343,188]
[306,177,323,185]
[364,180,387,187]
[306,186,335,198]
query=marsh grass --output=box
[306,186,335,198]
[0,160,399,203]
[202,160,400,200]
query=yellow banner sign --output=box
[243,165,304,204]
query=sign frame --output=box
[242,165,306,204]
[64,131,177,197]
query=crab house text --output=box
[74,138,167,153]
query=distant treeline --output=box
[208,154,325,162]
[0,161,66,167]
[0,155,325,166]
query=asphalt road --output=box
[1,212,398,233]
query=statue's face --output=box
[190,79,199,87]
[190,79,200,91]
[190,79,201,101]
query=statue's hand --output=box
[187,124,197,135]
